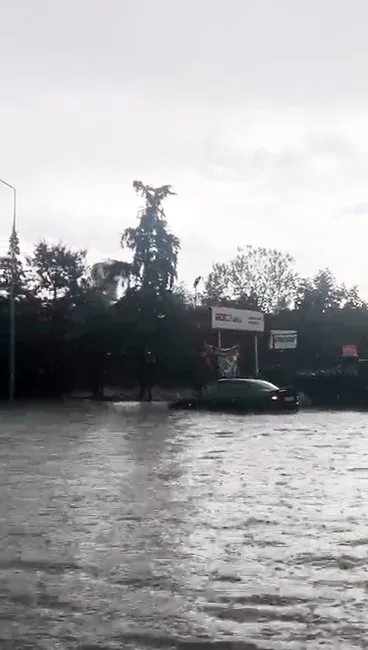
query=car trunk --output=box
[270,387,298,405]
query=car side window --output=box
[203,382,245,399]
[245,381,276,394]
[241,382,262,395]
[202,380,276,401]
[227,382,254,398]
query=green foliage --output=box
[296,268,366,314]
[122,180,180,294]
[0,227,27,298]
[91,259,132,303]
[29,240,88,303]
[202,246,298,312]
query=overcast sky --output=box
[0,0,368,291]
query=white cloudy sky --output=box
[0,0,368,291]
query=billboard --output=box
[211,306,264,332]
[269,330,297,350]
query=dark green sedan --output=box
[168,378,299,413]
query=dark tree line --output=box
[0,180,367,399]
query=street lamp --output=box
[0,178,17,401]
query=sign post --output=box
[254,335,259,375]
[0,178,17,402]
[211,306,265,376]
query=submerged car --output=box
[168,378,299,413]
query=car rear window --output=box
[246,380,278,390]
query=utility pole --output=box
[0,179,17,401]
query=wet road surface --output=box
[1,402,368,649]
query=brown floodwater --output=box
[1,401,368,649]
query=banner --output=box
[211,306,264,332]
[269,330,297,350]
[203,342,240,378]
[341,344,358,358]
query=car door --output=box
[225,381,258,411]
[201,381,237,410]
[241,380,278,409]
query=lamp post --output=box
[0,178,17,401]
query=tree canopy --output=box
[203,246,298,312]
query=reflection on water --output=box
[1,402,368,648]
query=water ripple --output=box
[1,404,368,647]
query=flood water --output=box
[1,402,368,649]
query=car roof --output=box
[214,378,278,386]
[216,378,263,383]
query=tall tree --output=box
[25,242,92,397]
[121,180,180,294]
[202,246,298,313]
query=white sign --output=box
[211,307,264,332]
[269,330,297,350]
